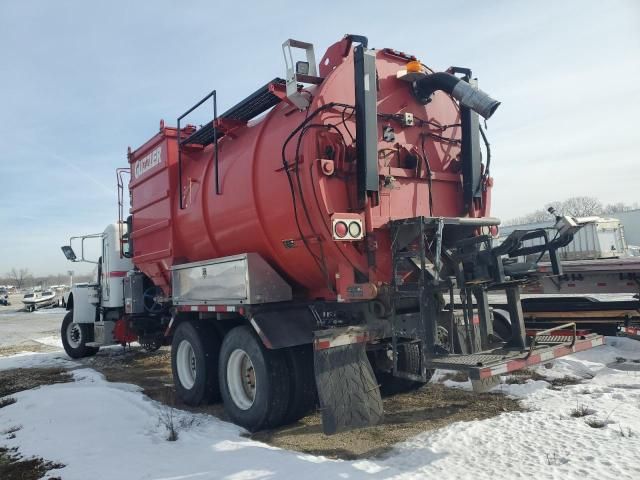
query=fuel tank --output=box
[128,36,493,300]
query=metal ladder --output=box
[176,78,287,206]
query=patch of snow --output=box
[33,334,64,349]
[32,307,67,315]
[442,378,472,390]
[0,350,76,371]
[493,379,551,397]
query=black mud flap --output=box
[314,343,383,435]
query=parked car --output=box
[0,287,10,306]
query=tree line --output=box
[1,268,94,290]
[504,197,638,226]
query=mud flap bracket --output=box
[313,342,383,435]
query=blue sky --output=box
[0,0,638,275]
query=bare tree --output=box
[504,208,551,226]
[0,271,93,288]
[602,202,639,215]
[560,196,603,217]
[505,196,608,225]
[7,268,31,290]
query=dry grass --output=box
[618,426,634,437]
[570,403,595,418]
[548,376,584,389]
[0,368,72,398]
[2,426,22,440]
[438,371,469,383]
[0,447,64,480]
[503,369,583,389]
[0,397,16,409]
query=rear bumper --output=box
[425,334,605,380]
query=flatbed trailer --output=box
[489,296,640,336]
[619,324,640,340]
[522,257,640,296]
[487,257,640,339]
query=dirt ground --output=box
[0,446,63,480]
[0,342,60,357]
[76,347,523,459]
[0,367,73,398]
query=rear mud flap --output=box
[314,343,383,435]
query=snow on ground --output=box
[0,350,74,371]
[1,337,640,479]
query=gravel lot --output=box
[0,294,64,353]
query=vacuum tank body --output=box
[128,38,492,300]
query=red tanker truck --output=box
[60,35,604,434]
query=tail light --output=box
[334,221,348,238]
[348,221,361,238]
[331,214,364,241]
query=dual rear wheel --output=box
[171,322,315,431]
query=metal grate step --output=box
[428,353,508,367]
[181,78,286,147]
[222,78,285,122]
[424,334,604,379]
[182,121,220,146]
[534,334,580,344]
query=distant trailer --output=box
[486,256,640,338]
[619,324,640,340]
[522,257,640,296]
[498,217,628,261]
[490,296,640,337]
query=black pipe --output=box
[413,72,500,119]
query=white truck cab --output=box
[60,223,134,357]
[99,224,132,308]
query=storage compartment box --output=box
[171,253,292,305]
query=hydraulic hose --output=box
[413,72,500,119]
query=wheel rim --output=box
[176,340,197,390]
[227,349,256,410]
[66,322,82,348]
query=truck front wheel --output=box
[219,326,290,431]
[61,311,99,359]
[171,320,221,406]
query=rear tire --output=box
[376,343,431,396]
[282,344,316,425]
[61,310,99,359]
[492,310,512,341]
[171,321,221,406]
[219,326,290,431]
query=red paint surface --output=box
[113,318,138,344]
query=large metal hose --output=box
[413,72,500,119]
